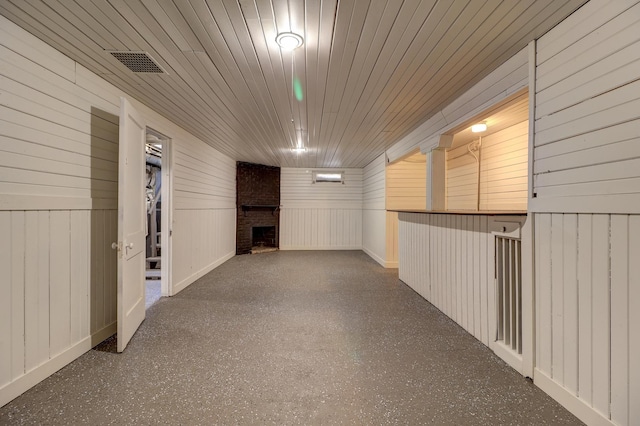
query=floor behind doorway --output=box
[0,251,582,425]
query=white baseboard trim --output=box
[490,341,523,375]
[279,246,362,251]
[361,248,398,269]
[362,247,386,267]
[534,369,613,426]
[91,322,117,346]
[0,336,92,407]
[171,251,235,295]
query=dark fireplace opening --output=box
[252,226,277,253]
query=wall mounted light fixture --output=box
[471,122,487,133]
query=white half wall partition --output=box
[280,168,363,250]
[531,1,640,425]
[388,40,536,396]
[0,15,235,407]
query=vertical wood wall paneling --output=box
[363,154,391,267]
[577,213,593,406]
[397,213,499,348]
[610,215,629,425]
[629,215,640,424]
[280,168,363,250]
[0,211,13,386]
[562,214,578,395]
[535,211,640,425]
[591,214,610,419]
[535,213,552,376]
[550,214,564,384]
[49,211,71,358]
[9,212,25,381]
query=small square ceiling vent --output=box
[109,51,166,74]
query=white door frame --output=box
[146,127,173,297]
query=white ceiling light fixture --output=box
[276,32,304,50]
[471,122,487,133]
[291,147,307,153]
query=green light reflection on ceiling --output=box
[293,78,303,102]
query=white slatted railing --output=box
[495,235,522,355]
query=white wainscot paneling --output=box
[280,208,362,250]
[0,209,116,407]
[534,213,639,426]
[280,168,363,250]
[362,209,386,266]
[397,212,493,346]
[171,208,236,294]
[363,154,388,266]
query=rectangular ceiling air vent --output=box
[109,51,166,74]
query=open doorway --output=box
[145,129,171,308]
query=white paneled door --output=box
[116,98,146,352]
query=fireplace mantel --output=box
[241,205,280,216]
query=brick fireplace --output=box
[236,162,280,255]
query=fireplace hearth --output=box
[251,225,277,254]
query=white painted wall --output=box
[362,154,387,266]
[0,15,235,407]
[532,0,640,214]
[531,2,640,425]
[280,168,362,250]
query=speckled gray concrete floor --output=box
[1,251,582,425]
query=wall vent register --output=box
[312,171,344,184]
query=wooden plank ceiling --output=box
[0,0,586,168]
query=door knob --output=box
[111,242,118,250]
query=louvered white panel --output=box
[533,213,640,426]
[363,154,387,266]
[532,0,640,214]
[386,152,426,210]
